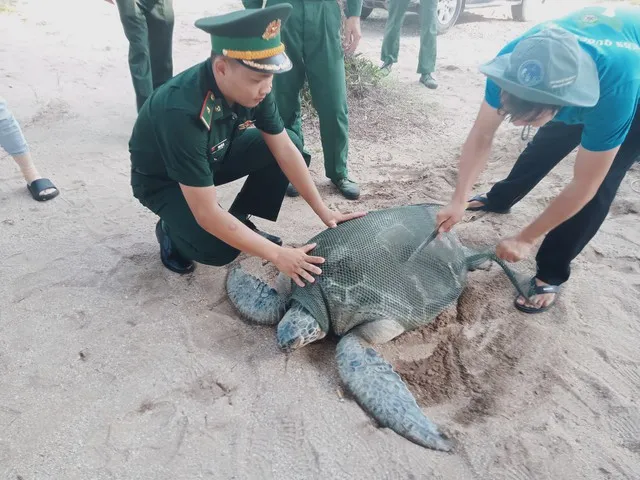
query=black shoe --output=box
[332,177,361,200]
[155,220,195,274]
[380,61,393,71]
[245,218,283,246]
[285,183,299,197]
[419,73,438,89]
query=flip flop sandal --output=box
[27,178,59,202]
[465,194,511,213]
[514,278,560,314]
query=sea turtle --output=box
[225,204,526,451]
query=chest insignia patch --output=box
[211,139,227,154]
[238,120,255,131]
[200,91,216,130]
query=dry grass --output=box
[300,53,436,145]
[300,53,387,123]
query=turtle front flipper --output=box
[336,332,453,452]
[225,267,287,326]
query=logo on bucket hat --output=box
[517,59,544,87]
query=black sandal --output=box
[514,278,560,314]
[27,178,59,202]
[465,194,511,214]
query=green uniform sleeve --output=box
[241,0,264,8]
[345,0,362,17]
[253,92,285,135]
[157,109,213,187]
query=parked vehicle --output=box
[360,0,546,35]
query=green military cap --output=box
[195,4,293,74]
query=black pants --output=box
[115,0,174,111]
[146,128,309,266]
[485,111,640,286]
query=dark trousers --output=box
[115,0,174,111]
[145,128,308,266]
[485,111,640,285]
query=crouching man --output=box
[128,4,365,287]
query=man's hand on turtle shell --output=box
[320,208,367,229]
[273,243,325,287]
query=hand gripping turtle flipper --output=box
[336,332,453,451]
[225,267,287,326]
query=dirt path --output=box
[1,0,639,478]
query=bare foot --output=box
[467,199,486,209]
[516,278,558,310]
[466,193,489,210]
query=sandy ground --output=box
[1,0,639,478]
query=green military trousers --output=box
[115,0,174,111]
[381,0,437,75]
[136,128,308,266]
[264,0,350,182]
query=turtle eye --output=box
[277,333,303,352]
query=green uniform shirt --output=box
[130,57,284,199]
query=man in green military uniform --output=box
[241,0,362,200]
[128,4,365,286]
[380,0,438,89]
[105,0,175,111]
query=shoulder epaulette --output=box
[199,91,216,130]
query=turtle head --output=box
[277,303,326,352]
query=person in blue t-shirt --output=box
[436,5,640,314]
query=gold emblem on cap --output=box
[262,19,281,40]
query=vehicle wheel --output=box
[360,6,374,19]
[511,0,545,22]
[436,0,463,35]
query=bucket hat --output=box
[479,27,600,107]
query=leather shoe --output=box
[419,73,438,89]
[245,218,283,246]
[155,220,195,274]
[285,183,299,197]
[332,177,360,200]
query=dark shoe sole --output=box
[341,191,360,200]
[258,231,283,246]
[514,278,560,314]
[155,221,196,275]
[466,195,511,214]
[332,181,361,200]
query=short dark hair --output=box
[211,52,241,70]
[498,90,560,123]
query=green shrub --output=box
[301,53,387,118]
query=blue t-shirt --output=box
[485,5,640,152]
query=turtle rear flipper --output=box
[336,332,453,452]
[225,267,287,326]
